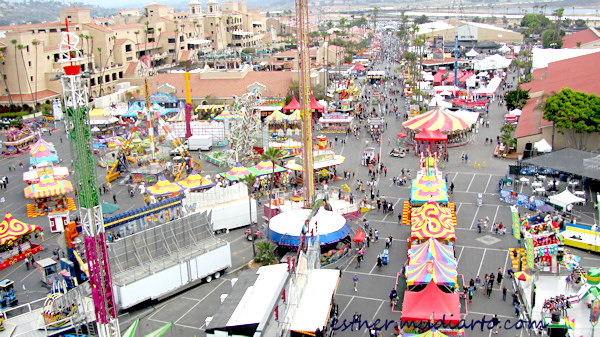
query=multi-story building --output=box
[0,1,272,107]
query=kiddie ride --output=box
[0,280,18,309]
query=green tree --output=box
[255,241,276,265]
[500,123,517,149]
[543,88,600,150]
[542,29,563,48]
[413,15,430,25]
[32,41,40,106]
[505,86,530,110]
[239,173,257,257]
[18,44,34,108]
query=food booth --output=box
[0,213,43,272]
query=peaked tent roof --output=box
[0,212,43,245]
[401,281,461,324]
[414,129,448,141]
[548,189,586,209]
[310,96,324,111]
[403,109,471,132]
[283,97,300,111]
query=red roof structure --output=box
[415,129,448,141]
[353,63,366,70]
[516,51,600,139]
[562,28,600,49]
[310,96,324,111]
[401,281,461,324]
[283,97,300,111]
[433,69,445,84]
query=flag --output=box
[22,282,26,291]
[565,316,574,330]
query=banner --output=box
[499,189,547,210]
[511,205,521,240]
[433,37,444,61]
[525,236,535,270]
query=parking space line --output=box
[362,301,385,336]
[469,207,481,230]
[338,296,354,318]
[382,198,403,222]
[456,246,464,265]
[455,202,462,216]
[352,271,397,279]
[456,245,507,252]
[476,249,487,277]
[468,311,515,320]
[500,250,510,290]
[336,293,387,303]
[466,174,476,192]
[484,174,492,194]
[491,205,500,228]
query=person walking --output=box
[502,286,508,301]
[352,312,361,331]
[491,314,500,334]
[356,254,362,268]
[497,268,503,285]
[24,257,30,271]
[377,255,383,271]
[112,193,117,204]
[353,274,359,292]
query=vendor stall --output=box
[414,129,448,157]
[317,113,353,133]
[146,176,183,199]
[401,281,462,335]
[24,175,75,217]
[410,201,456,244]
[23,166,69,184]
[0,213,44,272]
[411,175,449,205]
[224,162,252,181]
[406,259,457,288]
[408,238,456,265]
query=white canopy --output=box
[534,138,552,153]
[499,44,511,53]
[473,54,512,71]
[428,95,452,108]
[448,109,479,125]
[510,108,522,116]
[465,48,479,57]
[548,189,586,209]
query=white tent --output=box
[448,109,479,125]
[473,54,512,71]
[534,138,552,153]
[428,95,452,108]
[510,108,522,116]
[499,45,511,53]
[548,189,586,209]
[465,48,479,57]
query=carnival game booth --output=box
[409,201,456,246]
[24,175,76,218]
[3,128,35,155]
[0,213,43,272]
[411,175,449,206]
[283,97,301,112]
[408,238,456,265]
[195,105,229,120]
[309,96,325,121]
[284,150,345,186]
[317,113,354,133]
[402,109,472,147]
[406,259,457,291]
[561,223,600,252]
[23,166,69,184]
[400,281,463,336]
[146,176,184,202]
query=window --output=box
[168,38,175,44]
[112,73,117,81]
[30,76,34,81]
[105,74,110,83]
[119,71,123,78]
[26,46,29,52]
[90,78,95,86]
[179,36,184,42]
[148,38,155,42]
[169,49,175,53]
[53,54,59,62]
[28,61,31,67]
[126,56,133,61]
[125,44,132,52]
[47,55,50,60]
[148,28,154,34]
[67,15,72,18]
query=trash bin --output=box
[477,193,483,207]
[382,249,389,265]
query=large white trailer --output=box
[109,214,232,310]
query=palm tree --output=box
[240,173,257,257]
[0,52,13,105]
[156,27,163,47]
[261,148,283,240]
[144,21,150,57]
[134,30,140,44]
[18,44,34,110]
[98,36,116,96]
[31,41,40,107]
[10,40,23,106]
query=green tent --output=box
[122,318,140,337]
[144,322,172,337]
[101,202,120,214]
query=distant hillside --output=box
[0,1,118,26]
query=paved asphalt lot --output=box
[0,59,599,337]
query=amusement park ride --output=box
[58,21,120,337]
[105,68,201,183]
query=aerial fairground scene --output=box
[1,0,600,336]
